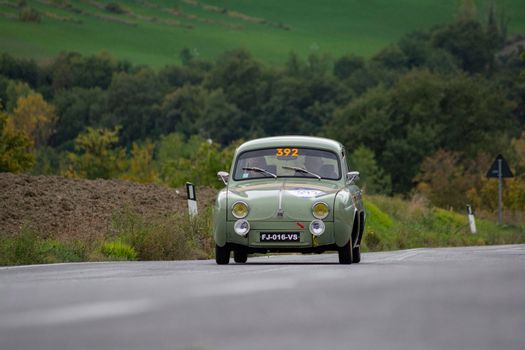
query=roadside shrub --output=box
[0,226,91,266]
[108,209,213,260]
[363,231,382,251]
[105,2,126,14]
[364,201,394,229]
[431,208,467,231]
[39,240,85,263]
[19,7,41,22]
[0,226,43,265]
[101,241,137,261]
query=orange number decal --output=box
[277,148,299,157]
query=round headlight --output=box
[232,201,249,218]
[234,219,250,236]
[312,202,329,219]
[309,219,325,236]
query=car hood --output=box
[227,180,340,221]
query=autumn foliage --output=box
[416,132,525,218]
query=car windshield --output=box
[233,148,340,181]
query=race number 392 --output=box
[276,148,298,157]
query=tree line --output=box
[1,4,524,215]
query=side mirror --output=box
[346,171,360,185]
[217,171,229,185]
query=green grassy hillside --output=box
[1,0,524,67]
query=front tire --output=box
[352,245,361,263]
[338,241,353,264]
[233,249,248,263]
[215,244,230,265]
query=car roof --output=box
[236,136,344,154]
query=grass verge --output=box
[0,209,213,266]
[363,195,525,252]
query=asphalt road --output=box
[1,245,524,350]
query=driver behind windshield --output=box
[242,157,268,178]
[304,155,322,174]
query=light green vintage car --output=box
[213,136,365,264]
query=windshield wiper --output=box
[242,167,277,178]
[282,166,321,180]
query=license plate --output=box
[260,232,300,242]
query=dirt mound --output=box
[0,173,217,239]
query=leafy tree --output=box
[51,87,106,148]
[326,84,393,156]
[157,133,205,186]
[486,1,505,52]
[198,89,244,144]
[464,144,525,213]
[10,93,57,148]
[159,85,206,137]
[206,49,264,113]
[371,46,408,70]
[156,134,241,188]
[398,31,460,73]
[31,146,63,175]
[261,64,348,138]
[285,52,305,77]
[178,47,212,71]
[180,48,194,66]
[382,123,440,193]
[105,68,163,144]
[158,64,205,89]
[5,80,35,112]
[304,53,332,79]
[156,133,204,163]
[188,141,231,187]
[327,69,518,192]
[49,51,127,91]
[510,130,525,175]
[431,20,493,73]
[0,111,34,172]
[349,146,391,194]
[65,127,126,179]
[0,53,40,87]
[0,75,9,109]
[260,75,313,135]
[415,150,473,209]
[521,52,525,79]
[333,54,365,80]
[122,141,158,183]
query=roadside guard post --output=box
[466,205,477,234]
[186,182,198,218]
[486,154,514,225]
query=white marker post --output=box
[186,182,198,219]
[466,205,477,234]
